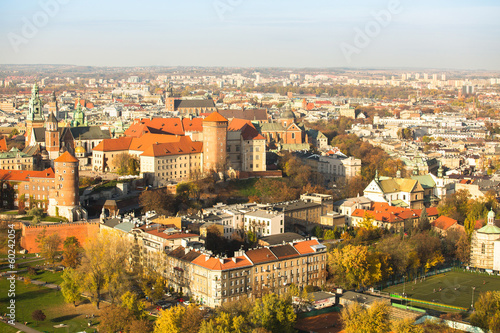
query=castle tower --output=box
[48,152,85,222]
[165,83,176,112]
[26,83,45,146]
[45,112,60,160]
[48,91,58,117]
[202,112,228,173]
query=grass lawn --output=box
[21,270,64,285]
[19,216,65,223]
[383,271,500,311]
[0,210,21,215]
[0,321,22,332]
[0,277,100,333]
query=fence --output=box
[391,294,467,312]
[415,315,486,333]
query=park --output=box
[383,270,500,312]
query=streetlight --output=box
[471,286,476,310]
[403,275,407,309]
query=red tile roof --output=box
[129,134,181,151]
[93,137,133,152]
[54,151,78,163]
[182,118,203,132]
[140,136,203,157]
[192,255,253,271]
[432,216,458,231]
[293,239,320,255]
[203,112,227,123]
[0,168,54,182]
[228,118,254,131]
[0,138,7,152]
[244,247,277,264]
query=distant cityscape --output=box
[1,63,500,332]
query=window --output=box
[481,243,486,254]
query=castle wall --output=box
[21,222,99,253]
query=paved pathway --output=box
[2,321,43,333]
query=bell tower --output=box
[26,83,45,146]
[45,112,60,160]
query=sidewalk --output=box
[4,321,43,333]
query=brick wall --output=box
[21,222,100,253]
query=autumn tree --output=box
[470,291,500,332]
[418,208,430,231]
[341,301,390,333]
[78,231,132,309]
[99,305,133,333]
[62,236,81,268]
[61,268,81,307]
[391,318,424,333]
[35,229,62,264]
[328,244,389,289]
[112,153,139,175]
[251,293,296,333]
[154,305,203,333]
[121,291,146,319]
[32,309,46,325]
[139,187,175,216]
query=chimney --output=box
[232,257,237,263]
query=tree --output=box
[128,319,153,333]
[139,188,175,216]
[61,268,81,307]
[313,226,324,239]
[112,153,139,175]
[328,244,387,289]
[418,208,430,231]
[154,305,203,333]
[62,236,81,268]
[99,305,133,333]
[391,318,424,333]
[35,229,62,264]
[251,293,296,333]
[470,291,500,332]
[359,212,376,230]
[341,301,390,333]
[78,231,132,309]
[32,309,46,325]
[455,233,471,264]
[121,291,146,319]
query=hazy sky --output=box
[0,0,499,70]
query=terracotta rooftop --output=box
[54,151,78,163]
[244,247,277,264]
[293,239,321,255]
[93,137,133,152]
[203,111,227,123]
[0,168,54,181]
[432,216,458,231]
[228,118,254,131]
[140,136,202,157]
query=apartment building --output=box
[243,210,285,237]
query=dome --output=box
[75,146,86,154]
[281,110,296,119]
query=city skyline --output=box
[0,0,500,70]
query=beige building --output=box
[140,137,203,187]
[470,209,500,271]
[0,148,34,170]
[227,119,266,173]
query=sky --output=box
[0,0,499,70]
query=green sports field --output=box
[382,271,500,311]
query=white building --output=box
[244,210,285,238]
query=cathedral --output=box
[24,83,110,168]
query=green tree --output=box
[112,153,139,175]
[251,293,296,333]
[61,268,81,307]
